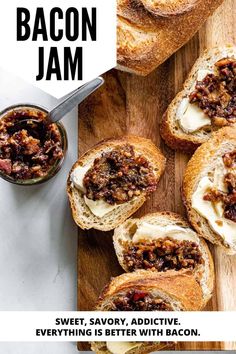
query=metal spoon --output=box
[13,77,104,129]
[49,77,104,123]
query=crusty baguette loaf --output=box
[91,270,204,354]
[161,46,236,153]
[67,136,166,231]
[183,127,236,254]
[141,0,198,17]
[113,211,214,305]
[117,0,223,75]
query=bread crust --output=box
[96,270,204,311]
[161,45,236,152]
[67,136,166,231]
[183,127,236,254]
[117,0,223,76]
[161,110,202,153]
[140,0,198,17]
[113,211,214,305]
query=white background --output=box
[0,312,235,342]
[0,68,79,353]
[0,0,116,98]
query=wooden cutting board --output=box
[77,0,236,350]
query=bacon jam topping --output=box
[0,108,63,180]
[83,144,157,205]
[123,238,203,272]
[110,290,173,311]
[189,57,236,127]
[203,151,236,223]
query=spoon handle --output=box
[49,77,104,123]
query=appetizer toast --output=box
[68,136,166,231]
[161,46,236,152]
[183,127,236,254]
[91,270,204,354]
[113,211,214,304]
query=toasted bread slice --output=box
[95,270,204,311]
[67,136,166,231]
[141,0,197,17]
[91,270,204,353]
[113,211,214,305]
[91,341,173,354]
[161,46,236,153]
[183,127,236,254]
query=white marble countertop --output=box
[0,68,79,353]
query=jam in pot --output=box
[0,105,66,183]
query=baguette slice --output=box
[141,0,197,17]
[113,211,214,305]
[67,136,166,231]
[91,341,173,354]
[183,127,236,254]
[91,270,204,354]
[95,270,204,311]
[161,46,236,153]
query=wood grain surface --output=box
[77,0,236,351]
